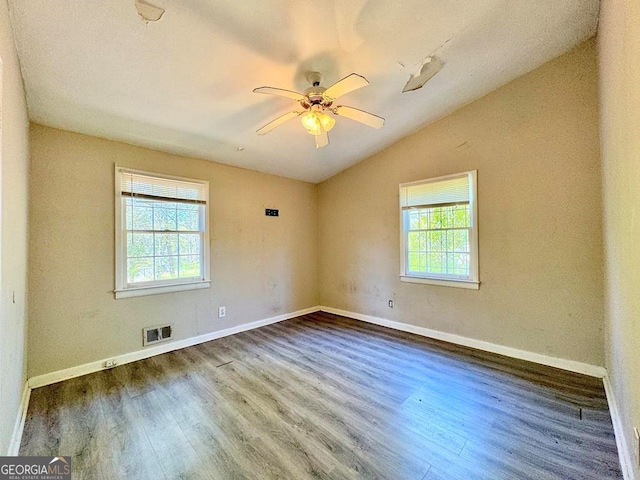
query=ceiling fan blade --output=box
[333,106,384,129]
[315,128,329,149]
[253,86,305,102]
[256,111,302,135]
[323,73,369,100]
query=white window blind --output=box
[120,171,207,204]
[400,174,469,209]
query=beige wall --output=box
[598,0,640,476]
[318,40,604,366]
[28,124,318,377]
[0,0,30,454]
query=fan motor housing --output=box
[301,86,333,109]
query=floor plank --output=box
[20,312,622,479]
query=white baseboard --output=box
[319,306,607,378]
[28,306,321,389]
[603,375,636,480]
[7,382,31,456]
[19,304,623,471]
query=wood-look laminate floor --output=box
[21,312,622,479]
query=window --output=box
[115,167,210,298]
[399,170,479,289]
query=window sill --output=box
[115,280,211,299]
[400,275,480,290]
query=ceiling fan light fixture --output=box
[320,112,335,132]
[301,111,335,135]
[301,111,320,133]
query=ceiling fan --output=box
[253,72,385,149]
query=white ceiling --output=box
[8,0,600,183]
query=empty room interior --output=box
[1,0,639,479]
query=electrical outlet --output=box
[104,359,117,369]
[388,300,394,308]
[635,427,640,467]
[219,306,226,318]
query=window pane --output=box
[127,233,153,257]
[408,231,425,252]
[419,231,426,250]
[429,208,444,229]
[450,253,469,275]
[155,256,178,280]
[177,208,199,231]
[155,233,178,256]
[179,234,200,255]
[444,230,452,252]
[128,257,153,283]
[179,255,201,278]
[453,205,470,228]
[426,231,443,252]
[154,204,177,231]
[409,212,421,230]
[408,252,420,272]
[418,212,428,229]
[427,253,445,274]
[126,205,132,230]
[446,253,455,273]
[409,211,428,230]
[446,207,455,229]
[452,229,469,252]
[131,206,153,230]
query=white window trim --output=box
[115,281,211,299]
[114,166,211,299]
[399,170,479,290]
[399,275,480,289]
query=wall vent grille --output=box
[143,324,173,346]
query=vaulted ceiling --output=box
[8,0,600,183]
